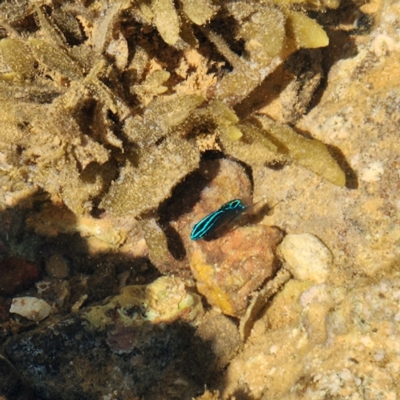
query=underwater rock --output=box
[0,297,9,322]
[5,276,206,400]
[299,284,333,344]
[278,233,332,283]
[239,268,292,340]
[162,157,284,317]
[169,158,253,244]
[189,225,283,317]
[6,314,193,400]
[223,274,400,400]
[143,158,253,277]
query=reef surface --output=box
[0,0,399,399]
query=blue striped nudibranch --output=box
[190,199,247,241]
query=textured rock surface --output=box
[218,0,400,398]
[222,274,400,399]
[255,0,400,281]
[5,314,196,400]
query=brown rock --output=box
[45,253,69,279]
[149,158,253,277]
[0,257,40,296]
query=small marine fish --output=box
[190,199,247,241]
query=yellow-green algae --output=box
[257,116,346,186]
[0,0,346,234]
[0,38,35,80]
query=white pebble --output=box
[360,161,384,182]
[10,297,52,322]
[279,233,332,283]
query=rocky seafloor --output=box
[1,0,400,399]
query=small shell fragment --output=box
[10,297,52,322]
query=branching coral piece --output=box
[90,1,129,53]
[204,28,283,105]
[132,70,171,105]
[0,97,110,214]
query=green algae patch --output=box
[151,0,180,45]
[181,0,216,25]
[285,11,329,49]
[124,94,206,148]
[239,122,278,153]
[100,137,200,217]
[28,38,83,80]
[132,70,171,104]
[0,0,346,219]
[233,6,286,63]
[257,116,346,186]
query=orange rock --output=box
[188,225,283,317]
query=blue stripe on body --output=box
[190,199,247,241]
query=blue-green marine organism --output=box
[190,199,247,241]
